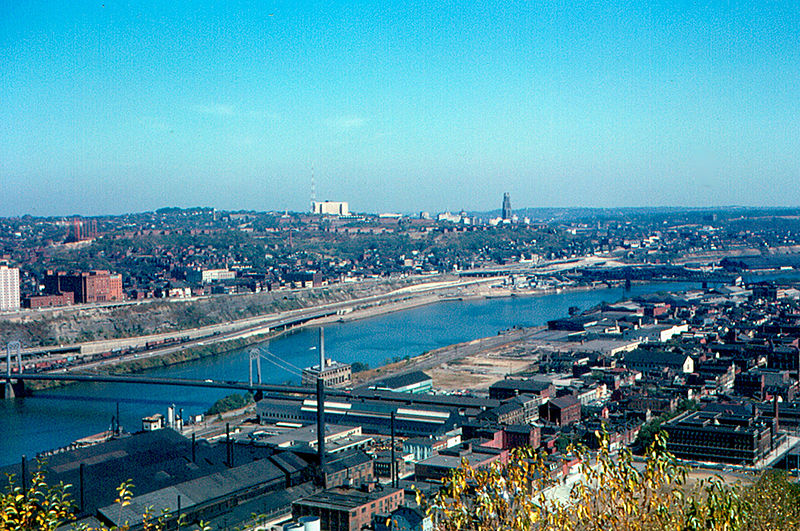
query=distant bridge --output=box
[3,372,352,400]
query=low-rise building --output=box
[22,292,74,309]
[489,378,554,401]
[373,505,432,531]
[622,349,694,375]
[301,359,352,388]
[293,485,403,531]
[367,371,433,394]
[323,450,374,489]
[414,444,504,482]
[663,410,781,465]
[539,395,581,426]
[312,201,350,216]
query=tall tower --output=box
[502,192,512,221]
[310,166,316,213]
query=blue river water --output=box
[0,282,698,466]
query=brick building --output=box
[539,395,581,426]
[292,485,403,531]
[663,410,781,465]
[489,378,554,401]
[322,451,374,489]
[22,292,74,309]
[44,270,123,304]
[461,422,541,451]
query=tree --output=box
[1,466,73,531]
[1,468,212,531]
[351,361,370,372]
[421,431,755,531]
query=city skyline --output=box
[2,1,799,217]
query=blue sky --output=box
[1,1,798,216]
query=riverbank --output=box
[20,276,686,394]
[0,274,451,348]
[23,330,279,391]
[1,278,704,466]
[348,279,697,391]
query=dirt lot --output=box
[428,346,538,391]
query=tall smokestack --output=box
[317,377,326,473]
[391,411,397,488]
[319,327,325,372]
[226,423,232,467]
[21,455,27,494]
[79,463,85,513]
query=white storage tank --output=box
[283,522,304,531]
[298,516,321,531]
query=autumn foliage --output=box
[3,432,800,530]
[421,432,800,531]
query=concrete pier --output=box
[2,380,24,399]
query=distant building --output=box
[367,371,433,394]
[256,397,459,437]
[622,349,694,375]
[0,265,20,311]
[186,268,236,284]
[285,270,323,288]
[476,400,528,425]
[502,192,512,221]
[414,444,503,482]
[301,359,352,388]
[436,212,461,223]
[402,431,461,462]
[461,422,541,451]
[372,449,412,480]
[539,395,581,426]
[44,270,123,304]
[141,414,164,431]
[312,200,350,216]
[254,424,372,457]
[68,217,98,242]
[768,346,800,372]
[322,450,374,489]
[489,378,554,401]
[22,292,74,309]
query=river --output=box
[0,281,698,465]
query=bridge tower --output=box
[3,341,23,399]
[248,348,262,387]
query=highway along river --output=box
[0,281,697,465]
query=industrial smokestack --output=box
[226,423,232,467]
[316,377,326,473]
[319,327,325,372]
[191,432,196,463]
[79,463,85,513]
[21,455,27,494]
[391,411,397,488]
